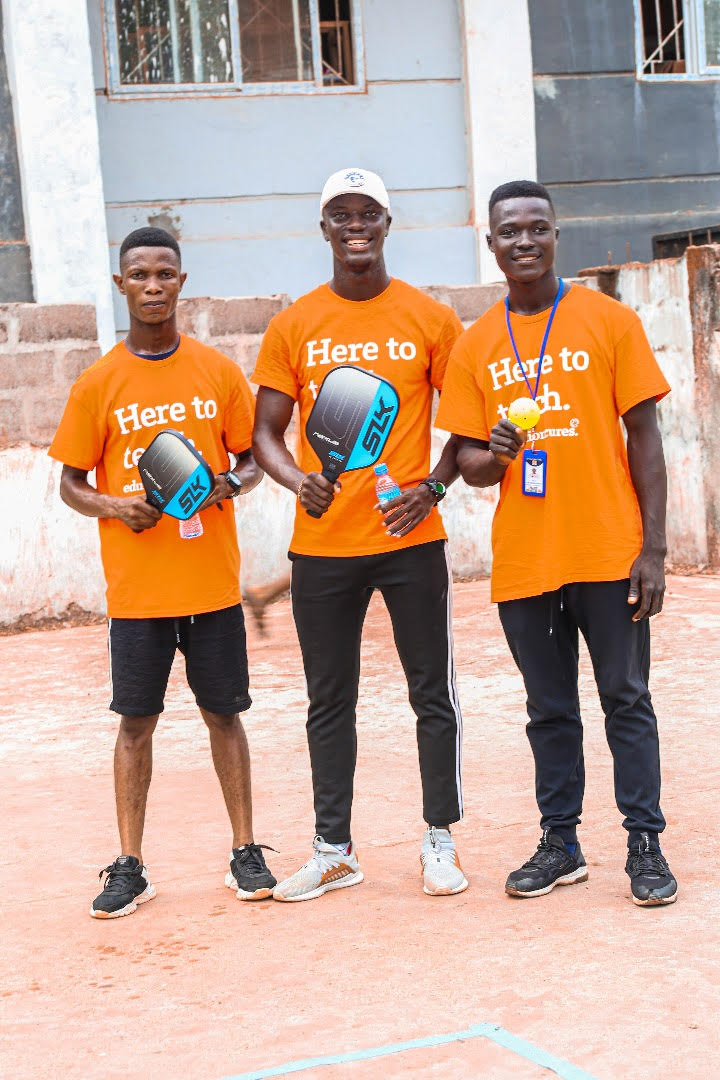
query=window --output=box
[105,0,363,94]
[636,0,720,77]
[653,225,720,257]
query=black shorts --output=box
[108,603,251,717]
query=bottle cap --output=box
[374,463,388,475]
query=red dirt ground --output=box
[2,576,718,1079]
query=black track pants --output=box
[498,579,666,846]
[290,540,463,843]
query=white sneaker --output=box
[273,835,363,902]
[421,827,468,896]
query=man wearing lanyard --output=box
[436,180,678,907]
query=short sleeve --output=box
[224,366,256,454]
[434,332,489,441]
[48,387,105,471]
[429,308,464,391]
[614,314,671,417]
[251,314,299,400]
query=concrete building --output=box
[2,1,718,338]
[531,0,720,276]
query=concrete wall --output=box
[86,0,476,333]
[529,0,720,276]
[685,246,720,567]
[0,4,32,301]
[580,245,720,570]
[1,264,716,629]
[460,0,536,283]
[3,0,115,348]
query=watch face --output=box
[435,482,446,494]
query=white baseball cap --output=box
[320,167,391,212]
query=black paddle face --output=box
[137,429,215,521]
[304,365,400,519]
[306,366,399,482]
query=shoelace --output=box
[422,827,455,867]
[98,861,141,893]
[234,843,276,877]
[628,844,669,878]
[522,829,569,871]
[298,837,349,876]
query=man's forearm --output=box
[252,431,304,494]
[231,451,264,495]
[430,434,460,488]
[60,470,121,519]
[627,425,667,554]
[456,442,508,489]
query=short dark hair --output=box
[119,227,181,268]
[489,180,555,218]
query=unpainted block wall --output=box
[0,304,100,446]
[0,287,503,627]
[0,269,716,629]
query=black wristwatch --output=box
[420,478,447,503]
[223,471,243,498]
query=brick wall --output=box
[5,271,713,630]
[176,294,291,381]
[0,295,298,450]
[0,288,510,452]
[0,303,100,446]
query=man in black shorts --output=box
[49,227,276,917]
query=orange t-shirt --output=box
[48,336,255,618]
[435,285,671,602]
[251,279,463,557]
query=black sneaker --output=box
[90,855,156,919]
[625,833,678,906]
[505,829,588,898]
[225,844,277,900]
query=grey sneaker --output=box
[421,827,468,896]
[273,835,363,902]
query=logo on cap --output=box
[344,170,366,186]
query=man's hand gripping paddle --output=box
[305,365,400,519]
[138,429,214,521]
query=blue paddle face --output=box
[306,366,399,480]
[138,429,215,521]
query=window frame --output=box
[634,0,720,79]
[103,0,366,98]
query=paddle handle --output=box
[306,466,341,519]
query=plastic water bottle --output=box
[179,513,203,539]
[374,463,401,506]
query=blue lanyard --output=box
[504,279,564,401]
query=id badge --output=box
[522,449,547,497]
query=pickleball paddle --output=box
[305,365,400,518]
[137,429,215,521]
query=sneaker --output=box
[625,833,678,906]
[225,843,277,900]
[90,855,156,919]
[273,835,363,902]
[505,829,588,898]
[421,827,468,896]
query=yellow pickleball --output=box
[508,396,541,430]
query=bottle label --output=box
[377,485,401,505]
[179,513,203,539]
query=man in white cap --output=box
[252,167,468,901]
